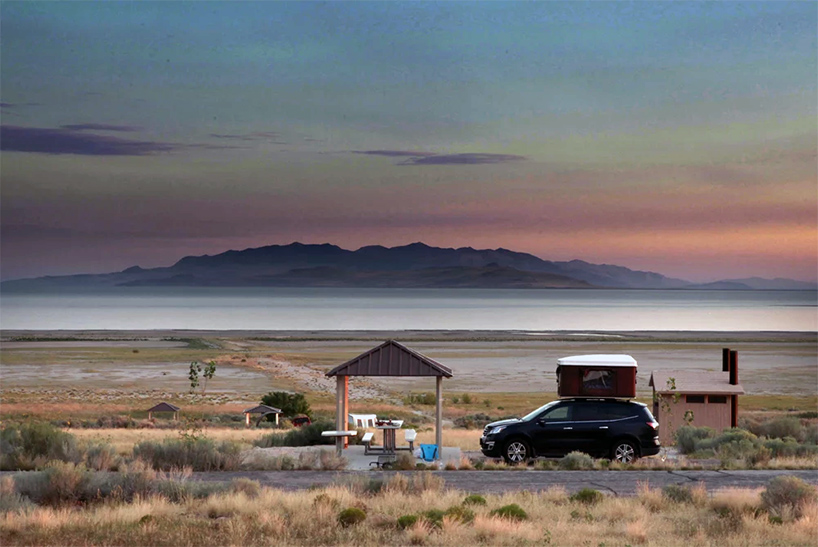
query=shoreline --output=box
[2,329,816,344]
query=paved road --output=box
[192,469,818,497]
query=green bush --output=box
[559,451,597,470]
[422,508,446,528]
[404,393,436,405]
[397,514,419,529]
[445,504,475,524]
[570,488,604,505]
[0,423,81,470]
[463,493,487,506]
[490,503,528,521]
[254,420,336,447]
[662,484,694,503]
[260,392,312,419]
[133,437,242,471]
[338,507,367,527]
[675,425,716,454]
[754,417,805,441]
[761,475,818,519]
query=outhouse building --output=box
[649,349,744,445]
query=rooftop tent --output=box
[556,354,637,398]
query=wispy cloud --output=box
[354,149,437,158]
[61,123,140,132]
[355,150,527,165]
[403,153,527,165]
[209,131,285,143]
[1,125,175,156]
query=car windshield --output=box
[520,401,559,422]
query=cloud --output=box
[209,131,285,143]
[354,150,527,165]
[354,149,437,158]
[0,125,175,156]
[402,153,527,165]
[60,123,140,132]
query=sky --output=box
[1,1,816,283]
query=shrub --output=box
[393,452,416,471]
[0,423,81,470]
[133,437,242,471]
[461,393,473,404]
[338,507,367,527]
[421,508,446,528]
[254,420,335,447]
[758,417,805,441]
[675,425,716,454]
[405,393,436,405]
[662,484,694,503]
[261,392,312,419]
[444,504,475,524]
[559,451,597,470]
[490,503,528,521]
[570,488,604,505]
[83,442,121,471]
[453,413,494,429]
[761,475,818,519]
[229,477,261,498]
[0,475,33,513]
[463,494,487,506]
[397,514,419,529]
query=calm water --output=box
[1,287,815,331]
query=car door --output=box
[571,402,610,456]
[531,402,573,456]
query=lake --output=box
[0,287,815,331]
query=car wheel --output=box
[611,440,638,464]
[503,439,530,464]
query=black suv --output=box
[480,399,660,464]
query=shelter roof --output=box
[557,354,637,368]
[326,340,453,378]
[650,371,744,395]
[147,402,180,412]
[243,404,282,414]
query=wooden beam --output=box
[435,376,443,461]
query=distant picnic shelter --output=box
[325,340,453,459]
[147,402,180,421]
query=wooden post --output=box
[148,412,152,420]
[343,376,349,448]
[245,413,250,428]
[275,413,279,426]
[435,376,443,461]
[335,376,345,457]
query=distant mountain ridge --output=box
[2,242,815,290]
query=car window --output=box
[606,404,638,420]
[573,403,604,421]
[539,405,571,421]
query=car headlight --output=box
[488,425,507,435]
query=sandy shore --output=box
[2,330,815,398]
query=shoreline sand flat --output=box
[1,330,815,398]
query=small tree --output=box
[189,361,217,396]
[261,392,312,419]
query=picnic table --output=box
[321,430,358,457]
[374,419,403,453]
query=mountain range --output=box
[2,242,815,290]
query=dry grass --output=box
[2,477,818,546]
[70,428,266,454]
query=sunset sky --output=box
[1,1,816,282]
